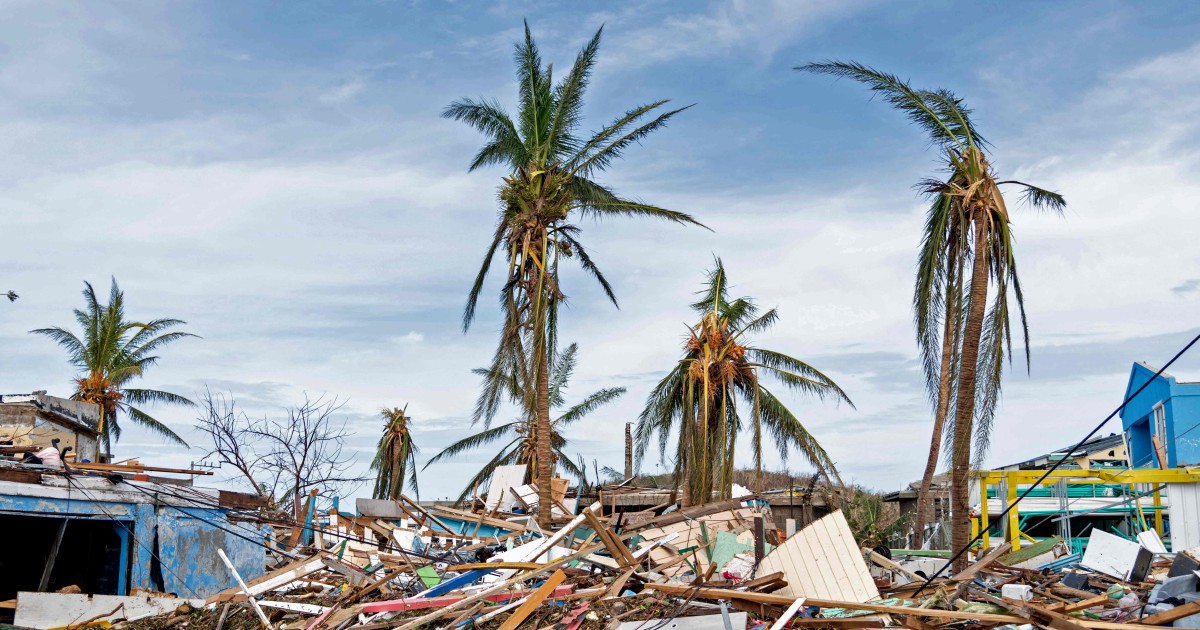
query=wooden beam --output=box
[1142,600,1200,625]
[641,584,1154,629]
[496,570,567,630]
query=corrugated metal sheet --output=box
[1168,482,1200,550]
[756,510,879,603]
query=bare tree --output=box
[249,393,367,519]
[195,390,368,518]
[195,388,272,498]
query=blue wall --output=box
[0,491,269,598]
[1120,362,1200,467]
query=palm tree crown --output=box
[371,406,420,500]
[424,343,625,504]
[797,61,1065,561]
[31,279,196,452]
[446,21,702,525]
[635,259,853,505]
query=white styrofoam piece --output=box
[1001,584,1033,601]
[15,593,204,629]
[1139,529,1169,554]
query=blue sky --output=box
[3,1,1200,500]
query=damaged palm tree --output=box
[798,61,1065,563]
[32,279,196,452]
[425,343,625,504]
[636,259,852,506]
[447,22,702,525]
[371,406,419,500]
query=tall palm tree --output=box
[635,259,853,506]
[798,61,1065,564]
[424,343,625,505]
[446,22,703,525]
[31,279,196,452]
[371,406,420,500]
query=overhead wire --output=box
[60,473,202,599]
[913,330,1200,596]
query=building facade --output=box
[1120,362,1200,468]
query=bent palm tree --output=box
[798,61,1065,564]
[371,406,420,500]
[635,259,853,506]
[31,279,196,452]
[424,343,625,505]
[447,22,702,525]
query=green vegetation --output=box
[425,343,625,504]
[371,406,420,500]
[635,259,852,506]
[798,61,1065,565]
[31,279,196,452]
[445,22,702,524]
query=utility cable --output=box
[913,330,1200,596]
[61,474,202,599]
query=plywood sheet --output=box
[485,465,527,510]
[755,510,879,603]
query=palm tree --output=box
[635,259,853,506]
[446,22,703,525]
[31,279,196,452]
[424,343,625,505]
[797,61,1065,564]
[371,406,420,500]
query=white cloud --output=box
[391,331,425,344]
[608,0,872,67]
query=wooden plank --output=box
[952,542,1012,581]
[219,489,269,509]
[205,555,328,605]
[361,586,574,614]
[1141,599,1200,625]
[69,461,213,475]
[448,562,544,572]
[497,570,567,630]
[641,584,1157,629]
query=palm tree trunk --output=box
[535,346,553,527]
[913,280,958,547]
[950,219,990,570]
[624,423,633,479]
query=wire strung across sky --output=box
[913,330,1200,596]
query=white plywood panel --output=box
[755,510,880,603]
[1169,483,1200,551]
[485,465,527,510]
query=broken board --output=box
[755,510,880,603]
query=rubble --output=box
[6,454,1200,630]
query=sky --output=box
[2,0,1199,501]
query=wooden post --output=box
[753,514,765,568]
[38,519,69,591]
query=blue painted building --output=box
[0,471,271,600]
[1120,362,1200,468]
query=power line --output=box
[914,330,1200,595]
[61,474,201,599]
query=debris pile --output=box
[60,487,1199,630]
